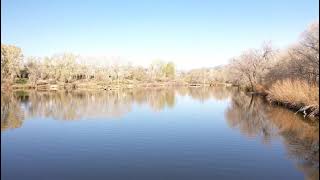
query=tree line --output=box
[1,48,176,86]
[183,21,319,90]
[1,21,318,91]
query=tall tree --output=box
[1,44,23,83]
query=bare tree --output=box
[1,44,23,83]
[265,21,319,85]
[230,42,276,91]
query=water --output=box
[1,87,319,180]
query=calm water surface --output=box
[1,87,319,180]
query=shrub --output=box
[14,78,28,84]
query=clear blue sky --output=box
[1,0,319,70]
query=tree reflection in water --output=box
[226,88,319,180]
[226,90,277,143]
[1,92,24,131]
[1,87,318,179]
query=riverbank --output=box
[2,79,318,120]
[238,80,319,120]
[2,79,235,91]
[2,80,183,91]
[265,79,319,120]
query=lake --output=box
[1,87,319,180]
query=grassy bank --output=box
[265,79,319,119]
[229,80,319,120]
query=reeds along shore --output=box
[1,22,319,119]
[266,80,319,119]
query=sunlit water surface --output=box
[1,87,319,180]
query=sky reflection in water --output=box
[1,87,319,180]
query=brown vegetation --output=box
[1,21,319,119]
[266,79,319,118]
[226,21,319,118]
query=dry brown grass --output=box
[266,79,319,117]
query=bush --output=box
[14,78,28,84]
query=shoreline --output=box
[3,81,233,91]
[2,82,318,120]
